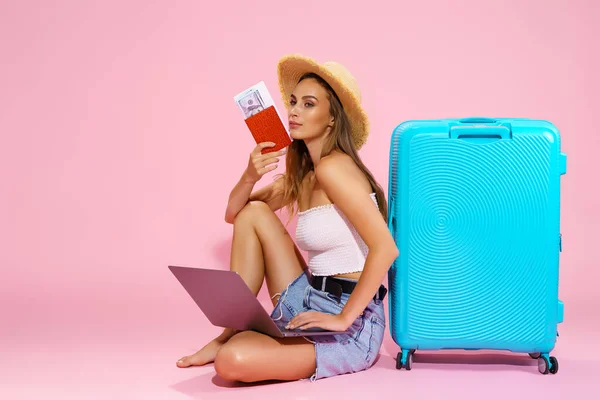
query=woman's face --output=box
[287,78,334,143]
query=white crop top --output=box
[295,193,378,276]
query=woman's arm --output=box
[224,143,288,223]
[315,156,399,325]
[285,154,398,331]
[224,172,287,224]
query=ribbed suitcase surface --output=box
[387,117,566,374]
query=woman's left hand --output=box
[286,311,351,332]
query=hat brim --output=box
[277,54,369,150]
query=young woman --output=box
[176,54,399,382]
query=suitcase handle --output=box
[450,118,512,140]
[458,117,497,124]
[450,125,512,140]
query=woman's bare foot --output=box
[176,338,223,368]
[176,329,237,368]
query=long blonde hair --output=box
[277,73,388,223]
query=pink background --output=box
[1,0,598,398]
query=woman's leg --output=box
[177,201,307,367]
[214,331,316,383]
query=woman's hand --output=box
[244,142,287,184]
[286,311,352,332]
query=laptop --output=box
[168,265,346,337]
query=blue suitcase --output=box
[386,117,566,374]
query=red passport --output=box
[244,105,292,154]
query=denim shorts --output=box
[269,271,386,381]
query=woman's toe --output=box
[176,357,190,368]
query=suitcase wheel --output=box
[396,349,416,370]
[528,352,541,359]
[537,354,559,375]
[395,352,402,369]
[549,357,559,374]
[405,352,413,371]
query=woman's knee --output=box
[214,347,243,381]
[214,334,254,381]
[234,200,272,225]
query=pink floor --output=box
[3,293,597,400]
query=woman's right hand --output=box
[244,142,287,183]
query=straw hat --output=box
[277,54,370,150]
